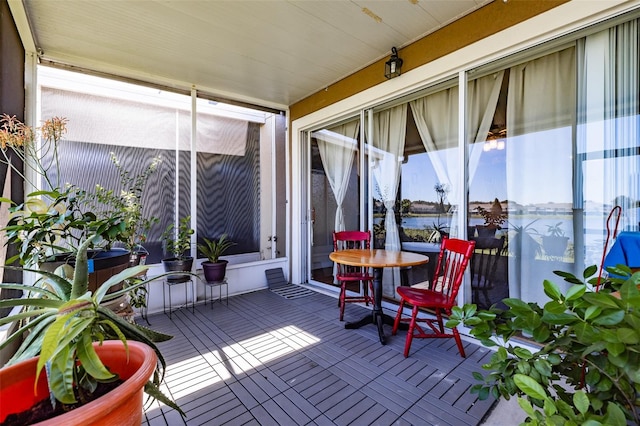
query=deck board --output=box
[142,287,497,425]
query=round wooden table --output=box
[329,249,429,344]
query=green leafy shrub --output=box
[448,265,640,425]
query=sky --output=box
[400,128,574,206]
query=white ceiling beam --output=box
[7,0,37,54]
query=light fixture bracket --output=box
[384,47,403,79]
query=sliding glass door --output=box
[308,118,361,285]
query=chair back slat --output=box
[432,237,475,306]
[333,230,371,276]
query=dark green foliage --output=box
[448,265,640,425]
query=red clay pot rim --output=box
[1,340,157,425]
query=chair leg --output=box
[168,283,172,319]
[392,300,404,335]
[339,284,346,321]
[163,282,167,315]
[404,306,419,358]
[452,327,466,358]
[435,308,445,333]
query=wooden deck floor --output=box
[141,286,498,426]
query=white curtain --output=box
[368,104,407,297]
[315,122,359,284]
[467,71,505,188]
[370,104,407,251]
[315,121,359,233]
[577,20,639,249]
[409,88,459,234]
[506,48,576,303]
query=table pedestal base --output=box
[345,310,408,344]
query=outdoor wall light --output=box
[384,47,403,79]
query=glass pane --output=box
[397,85,460,296]
[40,71,192,264]
[577,21,640,270]
[468,47,576,308]
[195,107,260,258]
[310,119,361,285]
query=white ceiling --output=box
[16,0,493,110]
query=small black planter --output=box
[475,225,497,238]
[202,260,228,282]
[162,257,194,282]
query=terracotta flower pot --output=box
[0,340,157,425]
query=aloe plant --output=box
[198,234,236,263]
[0,236,184,415]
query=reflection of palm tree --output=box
[434,183,448,214]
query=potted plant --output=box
[89,152,161,263]
[86,152,161,310]
[541,222,569,258]
[198,234,236,282]
[0,114,183,423]
[161,215,194,280]
[475,198,507,238]
[448,265,640,425]
[427,222,450,243]
[0,236,185,424]
[1,115,133,316]
[506,219,542,259]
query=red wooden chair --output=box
[332,230,375,321]
[392,237,475,358]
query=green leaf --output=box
[573,390,589,414]
[582,292,620,309]
[94,265,149,303]
[592,310,624,326]
[472,371,484,381]
[609,351,628,368]
[533,359,552,378]
[514,347,534,360]
[617,277,640,300]
[36,311,74,385]
[555,399,576,421]
[603,402,627,426]
[503,298,534,313]
[584,305,602,321]
[144,381,186,418]
[478,386,490,400]
[605,341,625,357]
[616,327,639,344]
[48,346,77,404]
[517,397,536,417]
[532,324,550,342]
[76,335,115,381]
[574,322,599,343]
[583,265,598,279]
[514,373,547,400]
[565,284,586,301]
[544,300,567,315]
[541,312,577,325]
[0,307,56,327]
[543,397,557,416]
[543,280,563,301]
[477,310,497,321]
[545,353,561,365]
